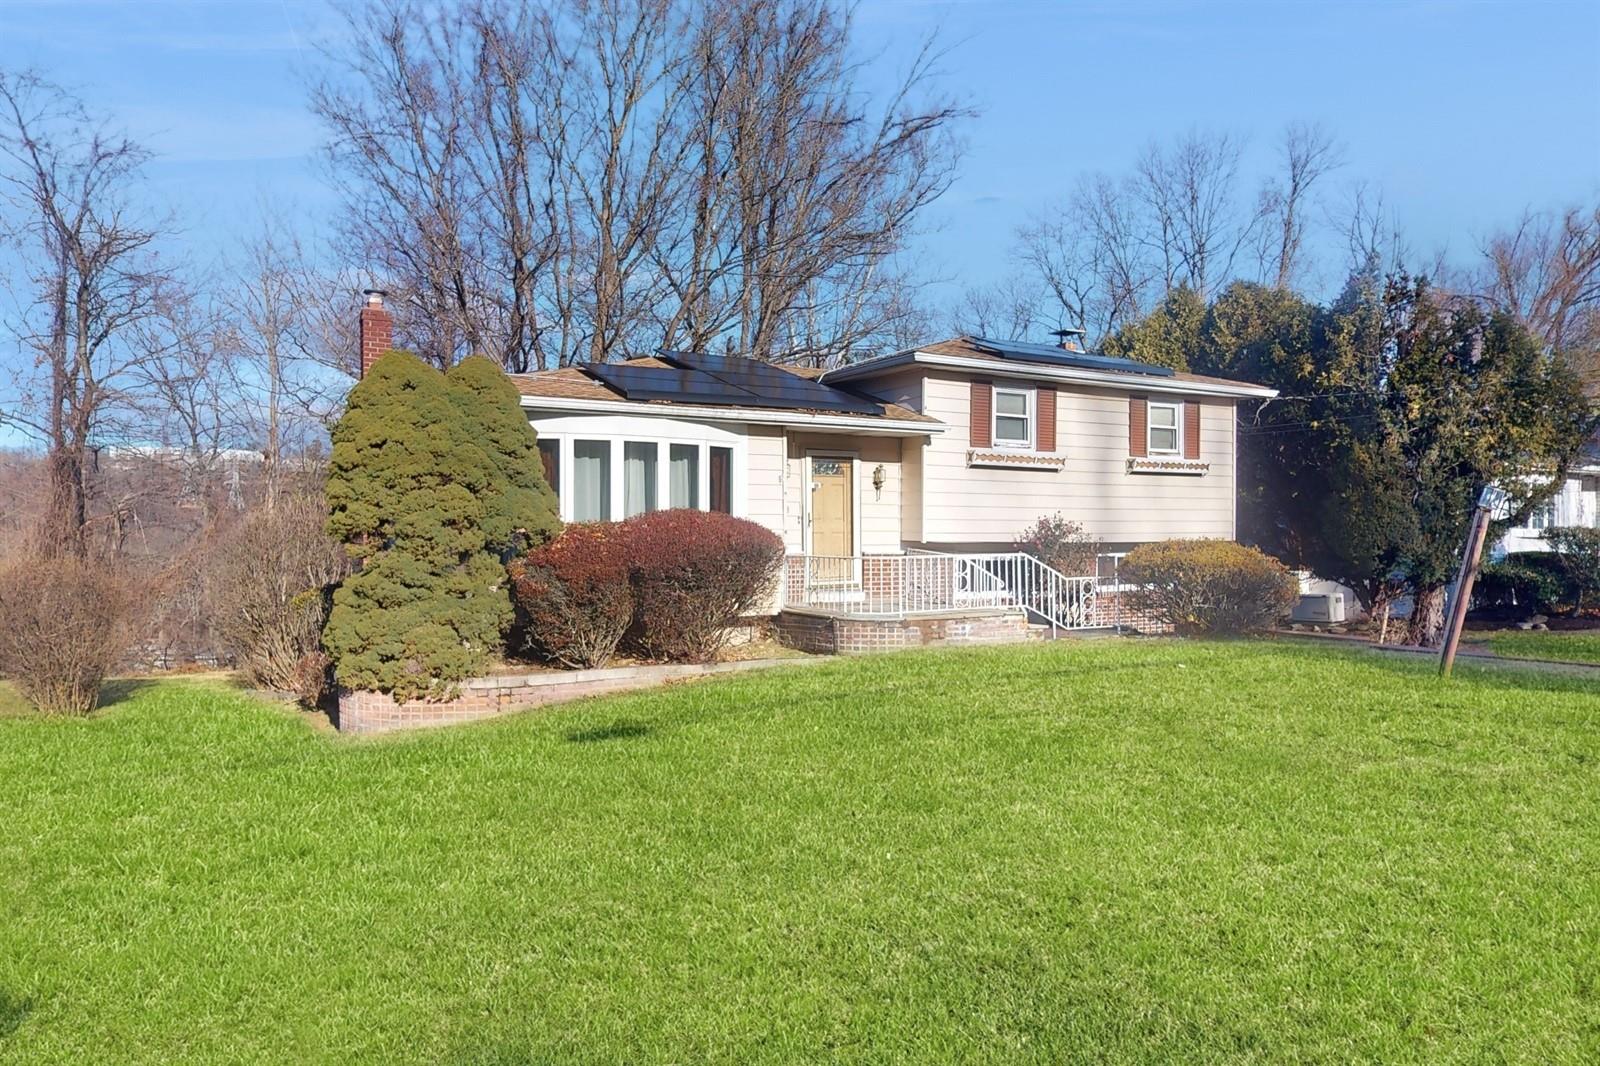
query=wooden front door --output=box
[809,456,855,559]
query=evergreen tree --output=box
[1235,274,1596,644]
[445,354,561,554]
[323,352,529,698]
[1101,287,1205,371]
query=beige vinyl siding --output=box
[859,369,924,413]
[785,432,904,554]
[917,373,1236,545]
[900,437,924,543]
[744,427,792,549]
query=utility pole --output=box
[1439,485,1509,677]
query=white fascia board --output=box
[823,351,1279,400]
[516,393,945,436]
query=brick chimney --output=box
[359,289,392,378]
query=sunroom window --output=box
[623,442,658,517]
[669,444,699,509]
[571,439,611,522]
[993,387,1032,447]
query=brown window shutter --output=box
[970,380,992,448]
[1128,397,1147,457]
[1036,387,1056,452]
[1183,402,1201,459]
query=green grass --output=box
[1479,628,1600,665]
[2,641,1598,1064]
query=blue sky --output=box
[1,0,1597,304]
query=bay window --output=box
[535,427,741,523]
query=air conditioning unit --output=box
[1292,592,1346,624]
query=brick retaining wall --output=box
[337,656,822,735]
[772,608,1034,655]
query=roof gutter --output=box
[824,350,1279,400]
[515,394,945,436]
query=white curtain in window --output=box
[670,444,699,508]
[572,440,611,521]
[624,442,658,517]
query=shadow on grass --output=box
[0,990,33,1040]
[96,678,161,709]
[566,719,653,743]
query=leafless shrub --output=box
[0,554,144,715]
[210,494,348,705]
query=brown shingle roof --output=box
[507,357,936,423]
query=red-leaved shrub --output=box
[508,524,633,668]
[621,510,785,662]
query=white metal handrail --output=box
[783,552,1099,634]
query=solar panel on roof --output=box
[971,337,1176,377]
[661,351,885,415]
[583,363,761,405]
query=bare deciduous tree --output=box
[1263,122,1342,290]
[225,220,352,506]
[1133,130,1262,299]
[946,274,1043,339]
[1470,205,1600,377]
[1016,173,1154,343]
[0,71,174,557]
[312,0,968,369]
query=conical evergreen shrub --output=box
[324,351,559,698]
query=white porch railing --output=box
[782,552,1100,634]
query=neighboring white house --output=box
[1492,434,1600,557]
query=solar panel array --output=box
[971,337,1176,378]
[581,353,885,415]
[663,352,884,415]
[583,363,754,405]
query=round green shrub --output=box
[1121,538,1299,636]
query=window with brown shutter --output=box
[1128,397,1147,457]
[1183,402,1201,459]
[970,380,993,448]
[1036,387,1056,452]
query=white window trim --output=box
[991,385,1035,450]
[1147,400,1183,456]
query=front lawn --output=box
[1,641,1597,1063]
[1479,627,1600,665]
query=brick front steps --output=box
[772,607,1034,655]
[337,656,825,735]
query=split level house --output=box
[357,294,1277,641]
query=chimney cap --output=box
[1051,326,1087,351]
[363,288,387,306]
